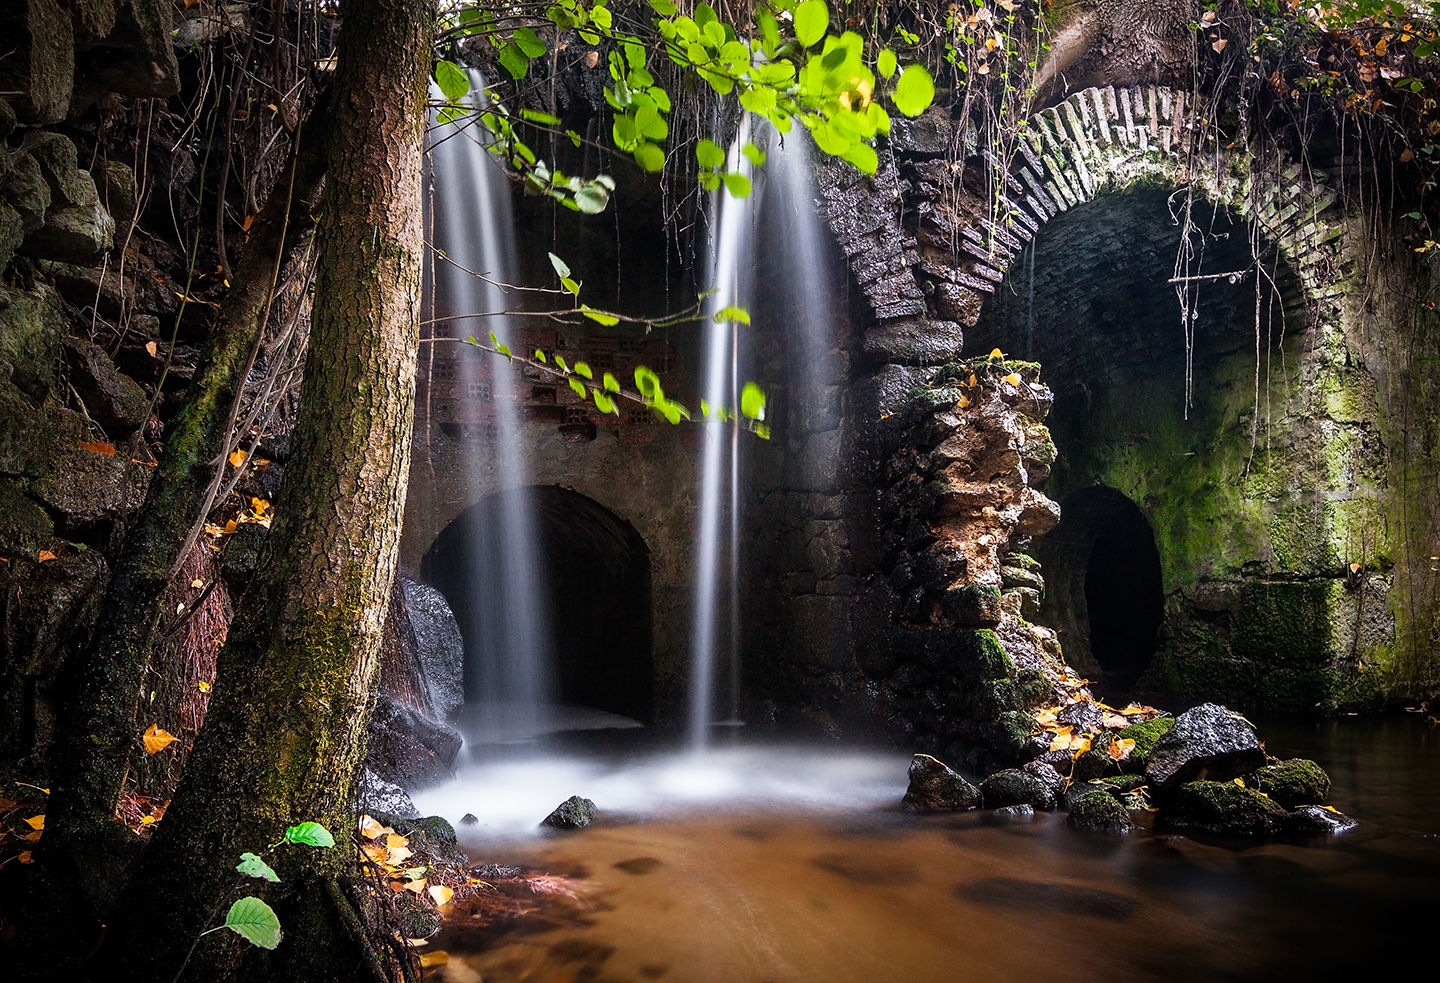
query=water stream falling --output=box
[688,123,837,750]
[426,72,554,750]
[689,122,756,750]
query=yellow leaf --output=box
[1071,734,1093,755]
[17,850,33,864]
[1047,726,1073,752]
[988,348,1004,359]
[228,449,248,468]
[1233,777,1245,787]
[419,951,450,968]
[404,878,429,894]
[198,680,211,693]
[361,843,388,864]
[204,524,226,537]
[967,373,977,387]
[242,215,254,231]
[957,394,970,409]
[386,832,409,850]
[359,815,387,839]
[24,814,44,831]
[143,724,179,754]
[145,340,158,358]
[1102,712,1128,729]
[428,884,454,906]
[37,550,56,563]
[1107,738,1136,762]
[223,519,237,535]
[139,814,157,826]
[387,846,413,865]
[190,578,205,589]
[1003,373,1022,386]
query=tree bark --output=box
[44,111,328,879]
[81,0,434,977]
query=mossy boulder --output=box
[1066,789,1133,833]
[981,768,1055,810]
[1115,716,1174,773]
[902,752,981,812]
[1164,781,1289,836]
[542,795,597,830]
[1144,704,1265,797]
[941,583,1002,628]
[1252,758,1331,808]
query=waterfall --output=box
[688,123,835,750]
[426,71,554,749]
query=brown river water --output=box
[421,715,1438,983]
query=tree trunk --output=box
[44,112,328,880]
[82,0,434,977]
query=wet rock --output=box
[0,283,67,399]
[0,205,22,272]
[941,583,1002,629]
[471,863,525,879]
[44,260,135,320]
[95,160,138,230]
[4,154,51,233]
[25,196,115,262]
[395,891,443,939]
[399,577,464,721]
[64,337,149,434]
[901,752,981,812]
[1285,804,1357,834]
[542,795,598,830]
[1066,789,1133,833]
[1252,758,1331,808]
[1115,716,1174,773]
[33,419,152,526]
[1034,748,1073,775]
[1070,745,1122,783]
[172,2,251,47]
[0,481,53,557]
[1056,699,1106,735]
[1021,760,1066,805]
[365,693,464,791]
[1164,781,1289,836]
[382,814,466,865]
[1144,704,1265,797]
[860,318,965,367]
[992,803,1035,821]
[358,769,420,821]
[981,768,1056,810]
[890,107,957,156]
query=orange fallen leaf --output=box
[198,680,210,692]
[404,877,429,894]
[23,830,41,842]
[1003,373,1022,386]
[224,519,238,535]
[79,441,116,456]
[385,832,409,850]
[228,449,248,468]
[1108,738,1137,762]
[143,724,179,754]
[37,550,56,563]
[988,348,1004,358]
[957,394,971,409]
[360,843,388,864]
[428,884,454,906]
[386,846,413,865]
[145,340,158,358]
[24,814,44,831]
[359,815,388,839]
[1212,37,1228,53]
[17,851,32,864]
[0,797,16,811]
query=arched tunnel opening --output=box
[1037,487,1165,693]
[970,186,1311,698]
[421,486,654,725]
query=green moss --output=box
[1268,503,1338,574]
[1165,780,1288,835]
[1251,759,1330,807]
[952,628,1013,678]
[1116,717,1174,771]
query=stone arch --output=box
[420,485,655,724]
[935,85,1347,326]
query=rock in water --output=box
[1164,781,1290,835]
[1252,758,1332,807]
[1285,804,1358,834]
[1143,703,1266,797]
[1066,789,1133,833]
[542,795,598,830]
[902,753,982,812]
[980,768,1055,810]
[399,577,465,722]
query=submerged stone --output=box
[981,768,1055,810]
[543,795,598,830]
[1164,780,1289,836]
[1066,789,1133,833]
[901,752,981,812]
[992,803,1035,820]
[1252,758,1332,808]
[1144,704,1265,797]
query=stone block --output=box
[33,420,152,525]
[0,0,74,124]
[942,584,1002,628]
[0,480,53,557]
[0,205,23,273]
[860,318,964,368]
[64,336,149,433]
[3,152,51,232]
[0,283,67,400]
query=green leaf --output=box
[635,366,663,400]
[573,361,593,380]
[794,0,829,48]
[224,897,282,950]
[649,0,677,14]
[521,108,563,126]
[591,5,613,31]
[593,390,619,415]
[740,382,767,420]
[512,27,548,57]
[696,138,726,168]
[754,422,771,440]
[548,252,572,279]
[283,822,335,848]
[712,305,751,324]
[602,371,621,392]
[561,276,581,296]
[877,48,897,79]
[892,63,934,118]
[568,376,588,397]
[556,354,570,372]
[498,42,530,79]
[534,349,548,363]
[634,141,666,172]
[237,853,280,883]
[434,59,470,101]
[842,140,878,174]
[581,305,620,326]
[573,184,610,214]
[722,171,752,198]
[740,142,766,167]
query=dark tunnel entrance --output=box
[421,486,654,724]
[1035,487,1164,694]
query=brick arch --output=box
[939,84,1349,325]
